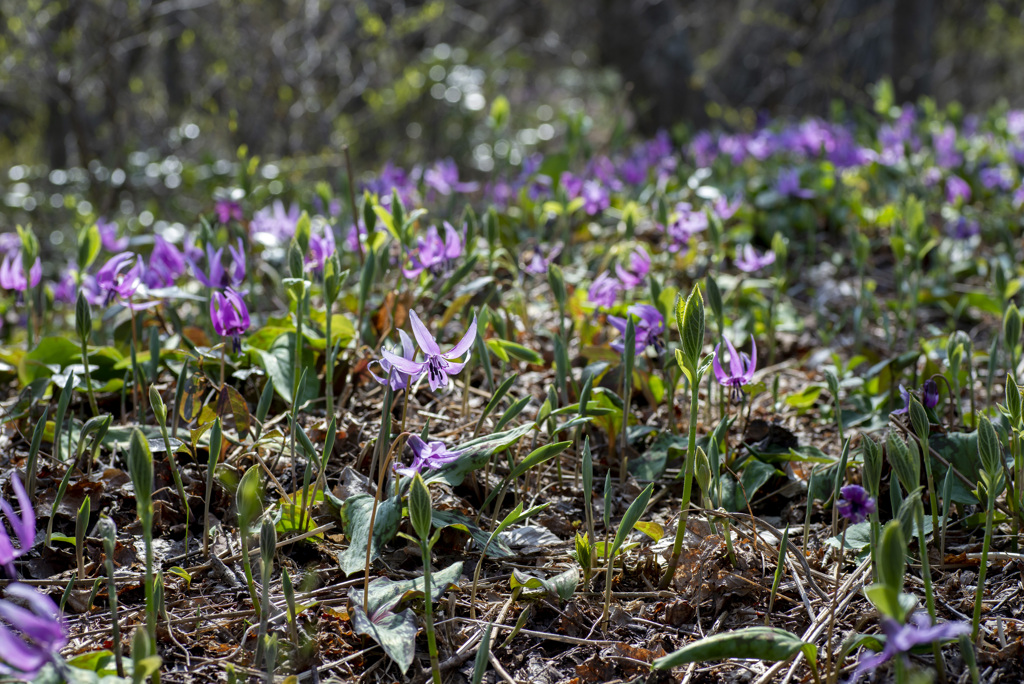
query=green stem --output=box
[660,371,700,589]
[421,540,442,684]
[917,504,946,684]
[971,489,996,641]
[80,338,99,416]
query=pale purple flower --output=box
[210,288,250,352]
[523,242,563,275]
[690,131,718,167]
[95,252,144,305]
[227,238,246,287]
[933,124,961,168]
[947,217,980,241]
[250,200,300,247]
[306,227,336,275]
[52,269,76,304]
[97,218,129,252]
[734,244,776,273]
[0,583,67,679]
[837,484,876,524]
[0,253,41,292]
[382,310,477,392]
[395,435,464,477]
[713,335,757,400]
[580,180,611,215]
[849,613,969,683]
[366,162,418,209]
[946,175,971,204]
[190,241,244,289]
[615,247,651,288]
[560,172,584,200]
[776,168,814,199]
[369,329,418,391]
[608,304,665,354]
[892,380,939,416]
[346,222,368,253]
[712,195,742,221]
[404,223,463,279]
[980,165,1014,191]
[588,272,621,309]
[425,158,478,196]
[145,236,186,288]
[215,200,244,224]
[665,203,708,253]
[0,476,34,579]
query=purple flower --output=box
[424,158,478,196]
[665,202,708,253]
[947,217,980,241]
[713,335,757,400]
[946,175,971,204]
[226,238,246,287]
[96,218,129,252]
[382,310,477,392]
[395,435,464,477]
[190,241,244,289]
[980,165,1014,191]
[776,168,814,199]
[210,288,250,353]
[365,162,418,209]
[0,583,67,679]
[892,380,939,415]
[0,476,34,579]
[560,172,584,199]
[608,304,665,354]
[849,613,969,683]
[251,200,300,247]
[837,484,876,524]
[588,272,621,309]
[0,253,41,292]
[615,247,651,288]
[145,236,186,288]
[369,329,417,391]
[580,180,610,215]
[734,244,776,273]
[95,252,144,306]
[306,227,336,275]
[933,125,961,168]
[712,195,742,221]
[523,242,563,275]
[215,200,244,224]
[52,269,76,304]
[404,223,463,279]
[346,222,368,253]
[690,131,718,167]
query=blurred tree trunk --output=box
[596,0,707,133]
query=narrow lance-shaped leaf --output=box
[652,627,817,670]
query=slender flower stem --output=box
[80,337,100,416]
[971,485,996,641]
[916,503,947,684]
[421,537,442,684]
[660,373,700,589]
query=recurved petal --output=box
[381,348,425,376]
[443,315,477,360]
[408,310,441,356]
[711,343,728,384]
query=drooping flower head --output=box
[849,613,969,683]
[369,329,417,392]
[95,252,145,306]
[0,252,41,293]
[615,247,651,288]
[776,168,814,199]
[588,272,621,309]
[0,583,68,679]
[522,242,563,276]
[892,379,939,416]
[0,476,34,579]
[608,304,665,355]
[96,218,129,252]
[394,435,464,478]
[306,226,336,276]
[734,244,777,273]
[382,311,476,392]
[210,288,251,353]
[215,199,244,224]
[145,236,187,289]
[713,334,757,401]
[837,484,876,524]
[424,159,478,197]
[404,223,463,279]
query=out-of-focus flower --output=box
[251,200,300,247]
[713,334,757,400]
[946,217,980,241]
[522,242,563,275]
[665,202,708,253]
[381,310,476,392]
[615,247,651,288]
[424,158,478,196]
[946,175,971,204]
[369,329,418,391]
[306,227,335,275]
[215,200,244,224]
[404,223,463,279]
[893,380,940,415]
[210,288,250,353]
[95,252,144,306]
[691,131,719,167]
[734,244,776,273]
[0,476,34,579]
[0,253,41,292]
[849,613,969,683]
[346,222,367,253]
[145,237,186,288]
[588,272,621,309]
[712,194,742,221]
[0,583,68,679]
[560,172,584,199]
[837,484,876,524]
[980,165,1014,191]
[97,219,129,252]
[608,304,665,354]
[933,124,961,168]
[580,180,610,215]
[190,240,244,289]
[52,269,76,304]
[365,162,418,209]
[776,168,815,199]
[394,435,464,477]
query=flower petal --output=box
[744,334,757,382]
[443,315,477,360]
[408,310,441,356]
[723,336,744,380]
[381,348,425,375]
[712,344,728,384]
[397,329,416,361]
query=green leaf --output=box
[675,285,705,371]
[652,627,817,670]
[977,416,1002,477]
[253,332,318,407]
[337,493,401,575]
[426,422,535,486]
[611,483,653,556]
[784,385,823,409]
[408,474,433,541]
[431,509,517,558]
